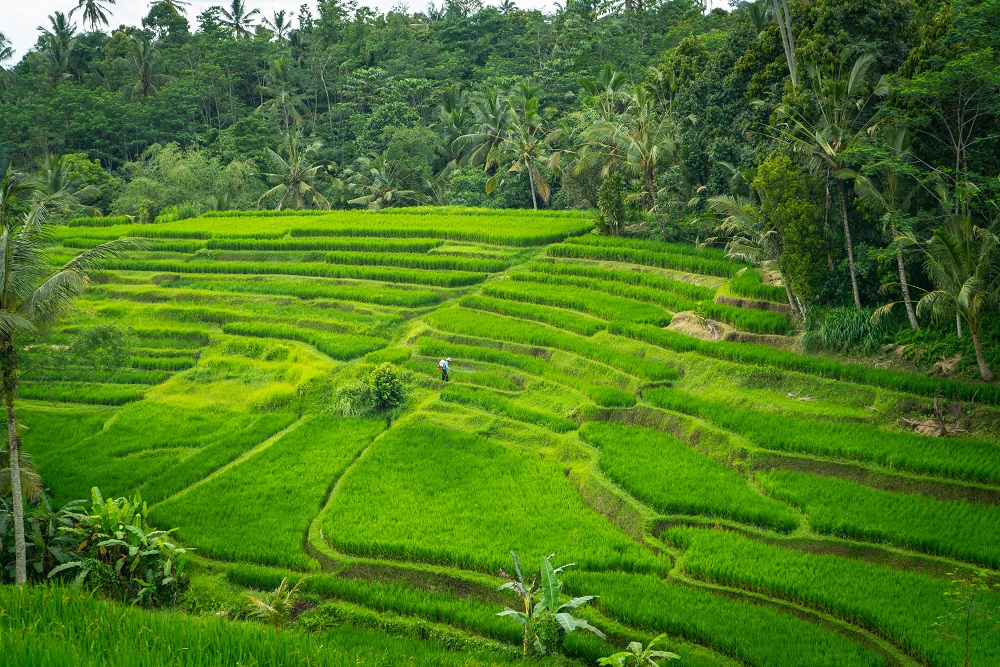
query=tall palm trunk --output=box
[784,282,801,319]
[527,169,538,210]
[1,339,25,585]
[895,240,919,332]
[971,327,995,382]
[836,180,862,309]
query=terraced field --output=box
[23,207,1000,666]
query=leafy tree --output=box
[0,168,133,585]
[368,363,406,410]
[910,214,999,382]
[70,0,116,32]
[497,552,605,656]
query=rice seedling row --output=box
[155,275,444,307]
[425,307,679,382]
[668,526,1000,666]
[528,260,716,300]
[563,234,733,261]
[757,469,1000,568]
[510,270,700,313]
[481,278,673,325]
[440,385,577,433]
[695,301,791,335]
[110,259,488,287]
[645,388,1000,484]
[18,382,146,406]
[611,323,1000,404]
[547,243,742,277]
[150,416,385,569]
[566,571,885,667]
[729,269,787,302]
[205,237,444,252]
[325,250,507,273]
[221,321,386,360]
[323,421,659,574]
[580,422,799,532]
[459,294,607,335]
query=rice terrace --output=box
[3,0,1000,665]
[0,204,994,666]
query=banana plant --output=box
[599,633,680,666]
[497,551,605,656]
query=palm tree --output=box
[0,168,134,585]
[346,152,420,211]
[70,0,116,31]
[128,38,171,98]
[581,85,684,211]
[484,83,561,210]
[775,52,887,309]
[454,87,514,170]
[259,132,331,210]
[220,0,261,39]
[246,577,306,631]
[38,13,78,81]
[37,155,101,215]
[262,10,291,41]
[0,33,14,71]
[258,57,303,130]
[851,125,920,332]
[911,215,999,382]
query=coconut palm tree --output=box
[262,10,291,41]
[0,168,135,585]
[259,132,331,210]
[220,0,261,39]
[258,57,303,130]
[70,0,116,31]
[484,83,562,210]
[37,155,101,216]
[0,33,14,71]
[39,11,78,79]
[454,87,514,170]
[580,85,684,211]
[774,52,887,309]
[346,152,420,211]
[912,215,999,382]
[128,38,171,98]
[150,0,190,15]
[851,125,920,331]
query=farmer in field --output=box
[438,357,451,382]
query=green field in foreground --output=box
[16,207,1000,667]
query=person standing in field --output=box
[438,357,451,382]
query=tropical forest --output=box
[0,0,999,665]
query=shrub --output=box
[369,363,407,410]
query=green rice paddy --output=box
[18,207,1000,666]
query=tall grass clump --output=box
[728,269,786,302]
[611,323,1000,404]
[565,571,884,667]
[323,422,657,574]
[695,302,791,335]
[482,280,672,325]
[758,470,1000,568]
[668,526,1000,667]
[644,388,1000,484]
[149,416,384,569]
[440,386,577,433]
[0,585,539,667]
[580,423,798,532]
[802,307,897,354]
[425,308,679,382]
[547,243,741,278]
